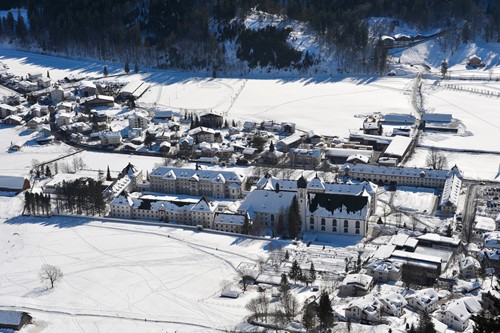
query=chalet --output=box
[199,110,223,128]
[79,81,97,96]
[27,72,43,81]
[50,86,65,102]
[258,149,285,165]
[459,256,478,279]
[306,130,322,144]
[178,135,195,157]
[3,115,23,126]
[344,295,381,322]
[436,297,481,332]
[339,273,373,297]
[468,55,484,68]
[0,176,30,193]
[159,141,171,153]
[406,288,440,313]
[364,259,401,283]
[0,103,18,118]
[346,154,370,165]
[27,117,45,130]
[0,310,32,331]
[189,126,216,143]
[55,113,73,128]
[16,80,38,93]
[280,122,296,134]
[242,147,258,160]
[379,292,407,317]
[243,121,256,131]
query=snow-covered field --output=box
[0,217,271,332]
[392,186,437,214]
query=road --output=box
[461,184,478,245]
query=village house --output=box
[100,131,122,146]
[189,126,216,144]
[378,292,408,317]
[381,135,412,163]
[436,297,482,332]
[363,118,382,135]
[0,176,30,193]
[128,113,150,129]
[79,80,97,96]
[288,148,322,168]
[199,110,224,128]
[468,55,485,68]
[459,256,478,279]
[280,122,295,134]
[0,103,18,118]
[178,135,195,157]
[50,86,65,102]
[26,117,45,130]
[82,94,115,109]
[55,112,73,128]
[406,288,440,313]
[344,295,381,323]
[339,273,374,297]
[3,115,23,126]
[275,132,303,152]
[325,147,373,165]
[16,80,38,93]
[148,166,245,199]
[364,259,401,283]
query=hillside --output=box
[0,1,499,75]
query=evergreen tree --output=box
[5,11,14,35]
[287,195,301,239]
[302,305,316,331]
[106,166,112,181]
[279,273,290,297]
[231,119,236,127]
[441,60,448,79]
[284,249,290,261]
[241,217,251,235]
[15,10,27,41]
[224,119,229,128]
[47,70,50,78]
[103,65,108,77]
[124,61,130,74]
[418,311,436,333]
[134,62,139,74]
[309,262,316,283]
[45,165,52,177]
[269,141,275,152]
[36,169,41,178]
[289,259,301,283]
[318,290,333,329]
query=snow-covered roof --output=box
[378,292,407,311]
[188,126,215,135]
[406,288,439,308]
[290,148,321,156]
[384,135,412,157]
[484,232,500,249]
[346,294,381,315]
[0,310,27,326]
[390,250,441,269]
[341,273,373,289]
[422,113,452,123]
[238,189,296,214]
[417,233,460,246]
[179,135,194,145]
[341,163,456,180]
[0,103,17,112]
[365,259,400,274]
[111,195,133,207]
[276,132,302,146]
[325,148,373,158]
[214,213,246,226]
[440,173,461,207]
[390,233,418,248]
[475,216,496,232]
[346,154,370,164]
[0,176,28,190]
[383,113,416,124]
[439,297,481,323]
[151,167,244,183]
[190,197,217,213]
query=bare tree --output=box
[246,294,270,322]
[425,147,448,170]
[281,293,300,320]
[39,264,63,288]
[238,269,255,293]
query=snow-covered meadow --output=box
[0,217,271,332]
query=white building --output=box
[129,113,150,129]
[436,297,481,332]
[0,103,18,119]
[344,295,381,322]
[406,288,439,313]
[100,131,122,146]
[148,167,245,199]
[339,273,373,297]
[378,292,407,317]
[364,259,401,283]
[213,213,248,234]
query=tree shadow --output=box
[23,286,54,298]
[5,215,91,228]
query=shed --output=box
[0,176,30,192]
[220,290,241,299]
[0,310,32,331]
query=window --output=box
[333,227,337,232]
[332,219,337,226]
[321,218,325,225]
[310,217,314,224]
[310,226,314,231]
[355,221,360,228]
[344,228,348,233]
[355,228,360,234]
[270,215,275,222]
[321,226,325,231]
[344,220,348,227]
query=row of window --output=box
[311,225,361,234]
[310,218,361,228]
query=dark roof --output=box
[137,198,192,210]
[297,175,307,189]
[308,192,368,214]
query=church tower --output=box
[297,175,308,231]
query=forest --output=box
[0,0,499,72]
